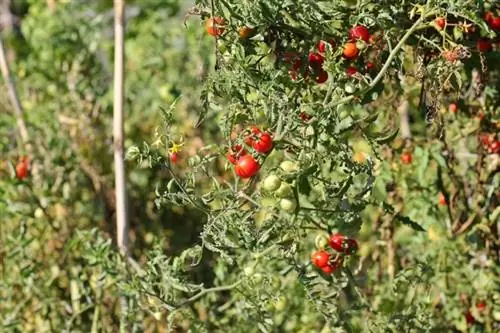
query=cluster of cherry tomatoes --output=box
[479,133,500,154]
[226,127,273,178]
[261,161,301,213]
[280,24,376,85]
[311,233,358,275]
[436,10,499,56]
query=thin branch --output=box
[0,34,30,145]
[174,280,243,309]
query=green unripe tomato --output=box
[280,198,297,212]
[262,175,282,192]
[244,265,255,276]
[280,160,299,173]
[274,296,287,311]
[315,234,329,249]
[253,273,264,283]
[270,276,282,289]
[275,182,293,198]
[344,83,356,94]
[355,40,367,50]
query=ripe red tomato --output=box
[308,52,324,65]
[343,42,359,59]
[321,258,343,275]
[488,140,500,154]
[435,17,446,30]
[226,144,247,165]
[438,192,447,206]
[321,264,334,274]
[484,12,494,25]
[476,301,487,312]
[477,38,492,52]
[400,152,413,165]
[299,112,312,122]
[491,17,500,30]
[346,66,357,76]
[366,61,375,70]
[317,40,335,53]
[205,17,225,37]
[15,157,29,180]
[252,132,273,154]
[349,25,371,42]
[311,250,330,268]
[169,152,179,164]
[449,102,458,113]
[234,154,260,178]
[314,70,328,84]
[329,233,358,254]
[465,310,474,325]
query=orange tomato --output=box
[205,17,225,37]
[343,42,359,59]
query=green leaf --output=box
[395,214,426,232]
[373,128,399,144]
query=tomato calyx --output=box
[226,144,247,165]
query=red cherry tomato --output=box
[484,12,494,25]
[234,155,260,178]
[299,112,312,122]
[346,66,357,76]
[314,70,328,84]
[320,258,343,275]
[465,310,474,325]
[477,38,492,52]
[449,102,458,113]
[349,25,371,42]
[476,302,487,312]
[490,17,500,30]
[488,141,500,154]
[169,152,179,164]
[311,250,330,268]
[317,40,335,54]
[226,144,247,165]
[438,192,447,206]
[400,152,413,165]
[435,17,446,30]
[15,157,29,180]
[343,42,359,59]
[366,62,375,70]
[252,132,273,154]
[205,17,225,37]
[308,52,324,66]
[328,233,358,254]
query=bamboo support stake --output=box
[113,0,129,255]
